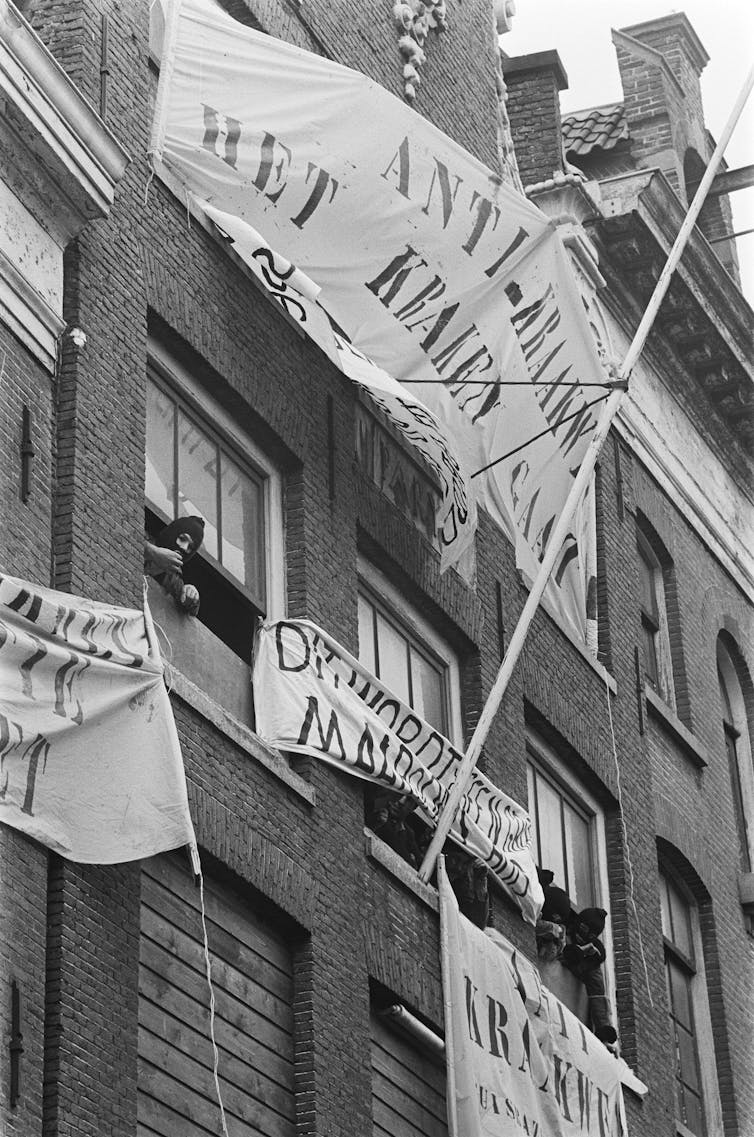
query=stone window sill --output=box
[364,829,438,910]
[644,686,709,768]
[166,662,316,806]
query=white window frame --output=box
[357,557,462,748]
[637,528,675,709]
[526,731,616,1026]
[148,338,286,621]
[660,871,725,1137]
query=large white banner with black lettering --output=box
[253,619,542,924]
[439,865,633,1136]
[0,574,195,863]
[151,0,608,639]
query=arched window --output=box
[717,635,754,874]
[659,867,725,1137]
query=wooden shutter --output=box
[138,855,295,1137]
[371,1012,447,1137]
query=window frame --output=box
[147,339,286,623]
[356,558,462,748]
[636,528,675,709]
[659,870,725,1137]
[717,641,754,875]
[526,731,616,1024]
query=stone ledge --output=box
[738,871,754,907]
[166,662,316,806]
[364,829,438,910]
[644,686,709,768]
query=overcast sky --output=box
[502,1,754,307]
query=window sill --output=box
[166,662,316,806]
[644,687,709,769]
[739,872,754,906]
[364,829,438,911]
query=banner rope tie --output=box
[197,861,231,1137]
[603,675,654,1008]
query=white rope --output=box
[196,858,231,1137]
[604,676,654,1008]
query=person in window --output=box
[445,847,491,928]
[535,870,571,961]
[366,789,422,868]
[144,516,205,616]
[562,906,618,1047]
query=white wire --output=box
[604,676,654,1009]
[197,863,231,1137]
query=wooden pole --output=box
[418,65,754,884]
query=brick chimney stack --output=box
[502,50,568,189]
[614,14,739,280]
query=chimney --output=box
[502,50,568,189]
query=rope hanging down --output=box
[471,392,612,479]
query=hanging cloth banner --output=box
[150,0,608,639]
[253,619,543,924]
[0,573,196,863]
[199,200,476,576]
[439,863,640,1137]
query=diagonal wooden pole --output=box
[419,64,754,885]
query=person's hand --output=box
[180,584,200,615]
[145,541,183,575]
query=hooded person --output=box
[144,516,205,615]
[563,905,618,1046]
[535,868,572,962]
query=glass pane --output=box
[564,803,594,909]
[177,410,219,559]
[527,765,540,866]
[375,612,410,705]
[667,880,693,959]
[637,543,658,618]
[677,1027,701,1092]
[642,621,659,687]
[536,774,566,891]
[681,1086,705,1135]
[660,877,672,940]
[668,960,693,1031]
[145,380,175,515]
[220,452,264,599]
[358,596,376,675]
[717,664,734,723]
[411,648,446,734]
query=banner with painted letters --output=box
[0,574,195,863]
[439,864,635,1136]
[252,619,543,924]
[151,0,608,639]
[199,200,476,577]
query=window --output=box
[356,562,461,743]
[527,760,597,912]
[145,344,284,661]
[371,1005,446,1137]
[637,528,674,706]
[659,872,725,1137]
[717,637,754,875]
[526,731,615,1031]
[139,855,296,1137]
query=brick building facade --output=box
[1,3,752,1136]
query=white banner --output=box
[439,864,633,1137]
[151,0,608,638]
[253,619,542,923]
[0,574,195,863]
[200,201,476,575]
